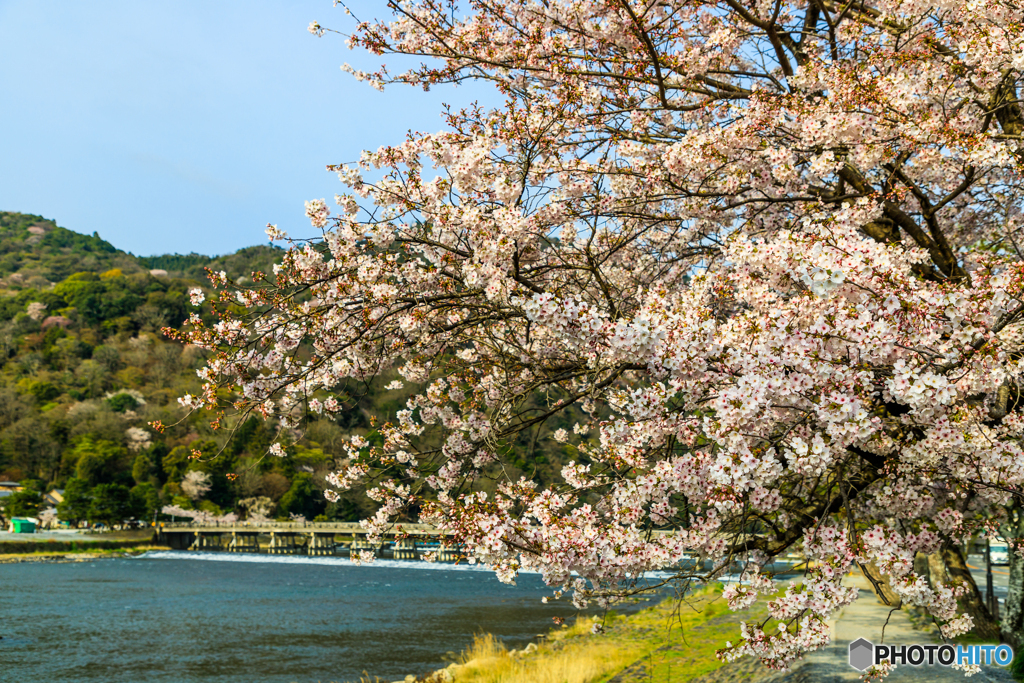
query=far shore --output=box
[0,544,170,564]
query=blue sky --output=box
[0,1,493,256]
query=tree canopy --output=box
[183,0,1024,672]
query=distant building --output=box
[0,481,22,492]
[44,489,64,506]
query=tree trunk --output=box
[1002,507,1024,648]
[939,545,1002,642]
[872,546,1003,642]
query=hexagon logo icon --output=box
[849,638,874,671]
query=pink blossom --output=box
[179,0,1024,669]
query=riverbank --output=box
[0,544,170,563]
[0,530,167,563]
[403,583,766,683]
[404,570,1019,683]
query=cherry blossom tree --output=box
[161,504,237,525]
[174,0,1024,671]
[237,496,275,523]
[181,470,212,501]
[125,426,152,453]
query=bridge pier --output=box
[165,531,194,550]
[229,531,260,552]
[307,532,335,556]
[436,542,463,562]
[392,537,418,560]
[190,532,222,551]
[268,531,299,554]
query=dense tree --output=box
[72,438,127,487]
[130,482,160,521]
[107,392,139,413]
[131,454,154,485]
[87,483,133,527]
[278,472,323,520]
[183,0,1024,671]
[0,210,433,547]
[3,480,43,518]
[2,417,61,481]
[0,215,330,527]
[57,477,92,525]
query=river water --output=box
[0,551,658,683]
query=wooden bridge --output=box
[156,521,465,561]
[155,522,784,570]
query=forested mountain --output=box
[136,246,284,283]
[0,212,575,527]
[0,212,367,525]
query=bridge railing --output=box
[158,521,447,533]
[158,521,694,535]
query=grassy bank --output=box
[410,584,775,683]
[0,538,158,554]
[0,542,169,563]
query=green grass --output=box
[591,587,771,683]
[0,544,166,562]
[418,584,775,683]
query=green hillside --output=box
[0,211,137,284]
[0,212,366,527]
[0,211,283,285]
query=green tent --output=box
[11,518,36,533]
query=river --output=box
[0,551,658,683]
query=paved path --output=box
[967,553,1010,611]
[781,572,1015,682]
[0,529,90,541]
[693,571,1015,683]
[0,529,152,542]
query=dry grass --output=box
[451,631,637,683]
[435,584,774,683]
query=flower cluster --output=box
[180,0,1024,672]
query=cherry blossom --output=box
[176,0,1024,672]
